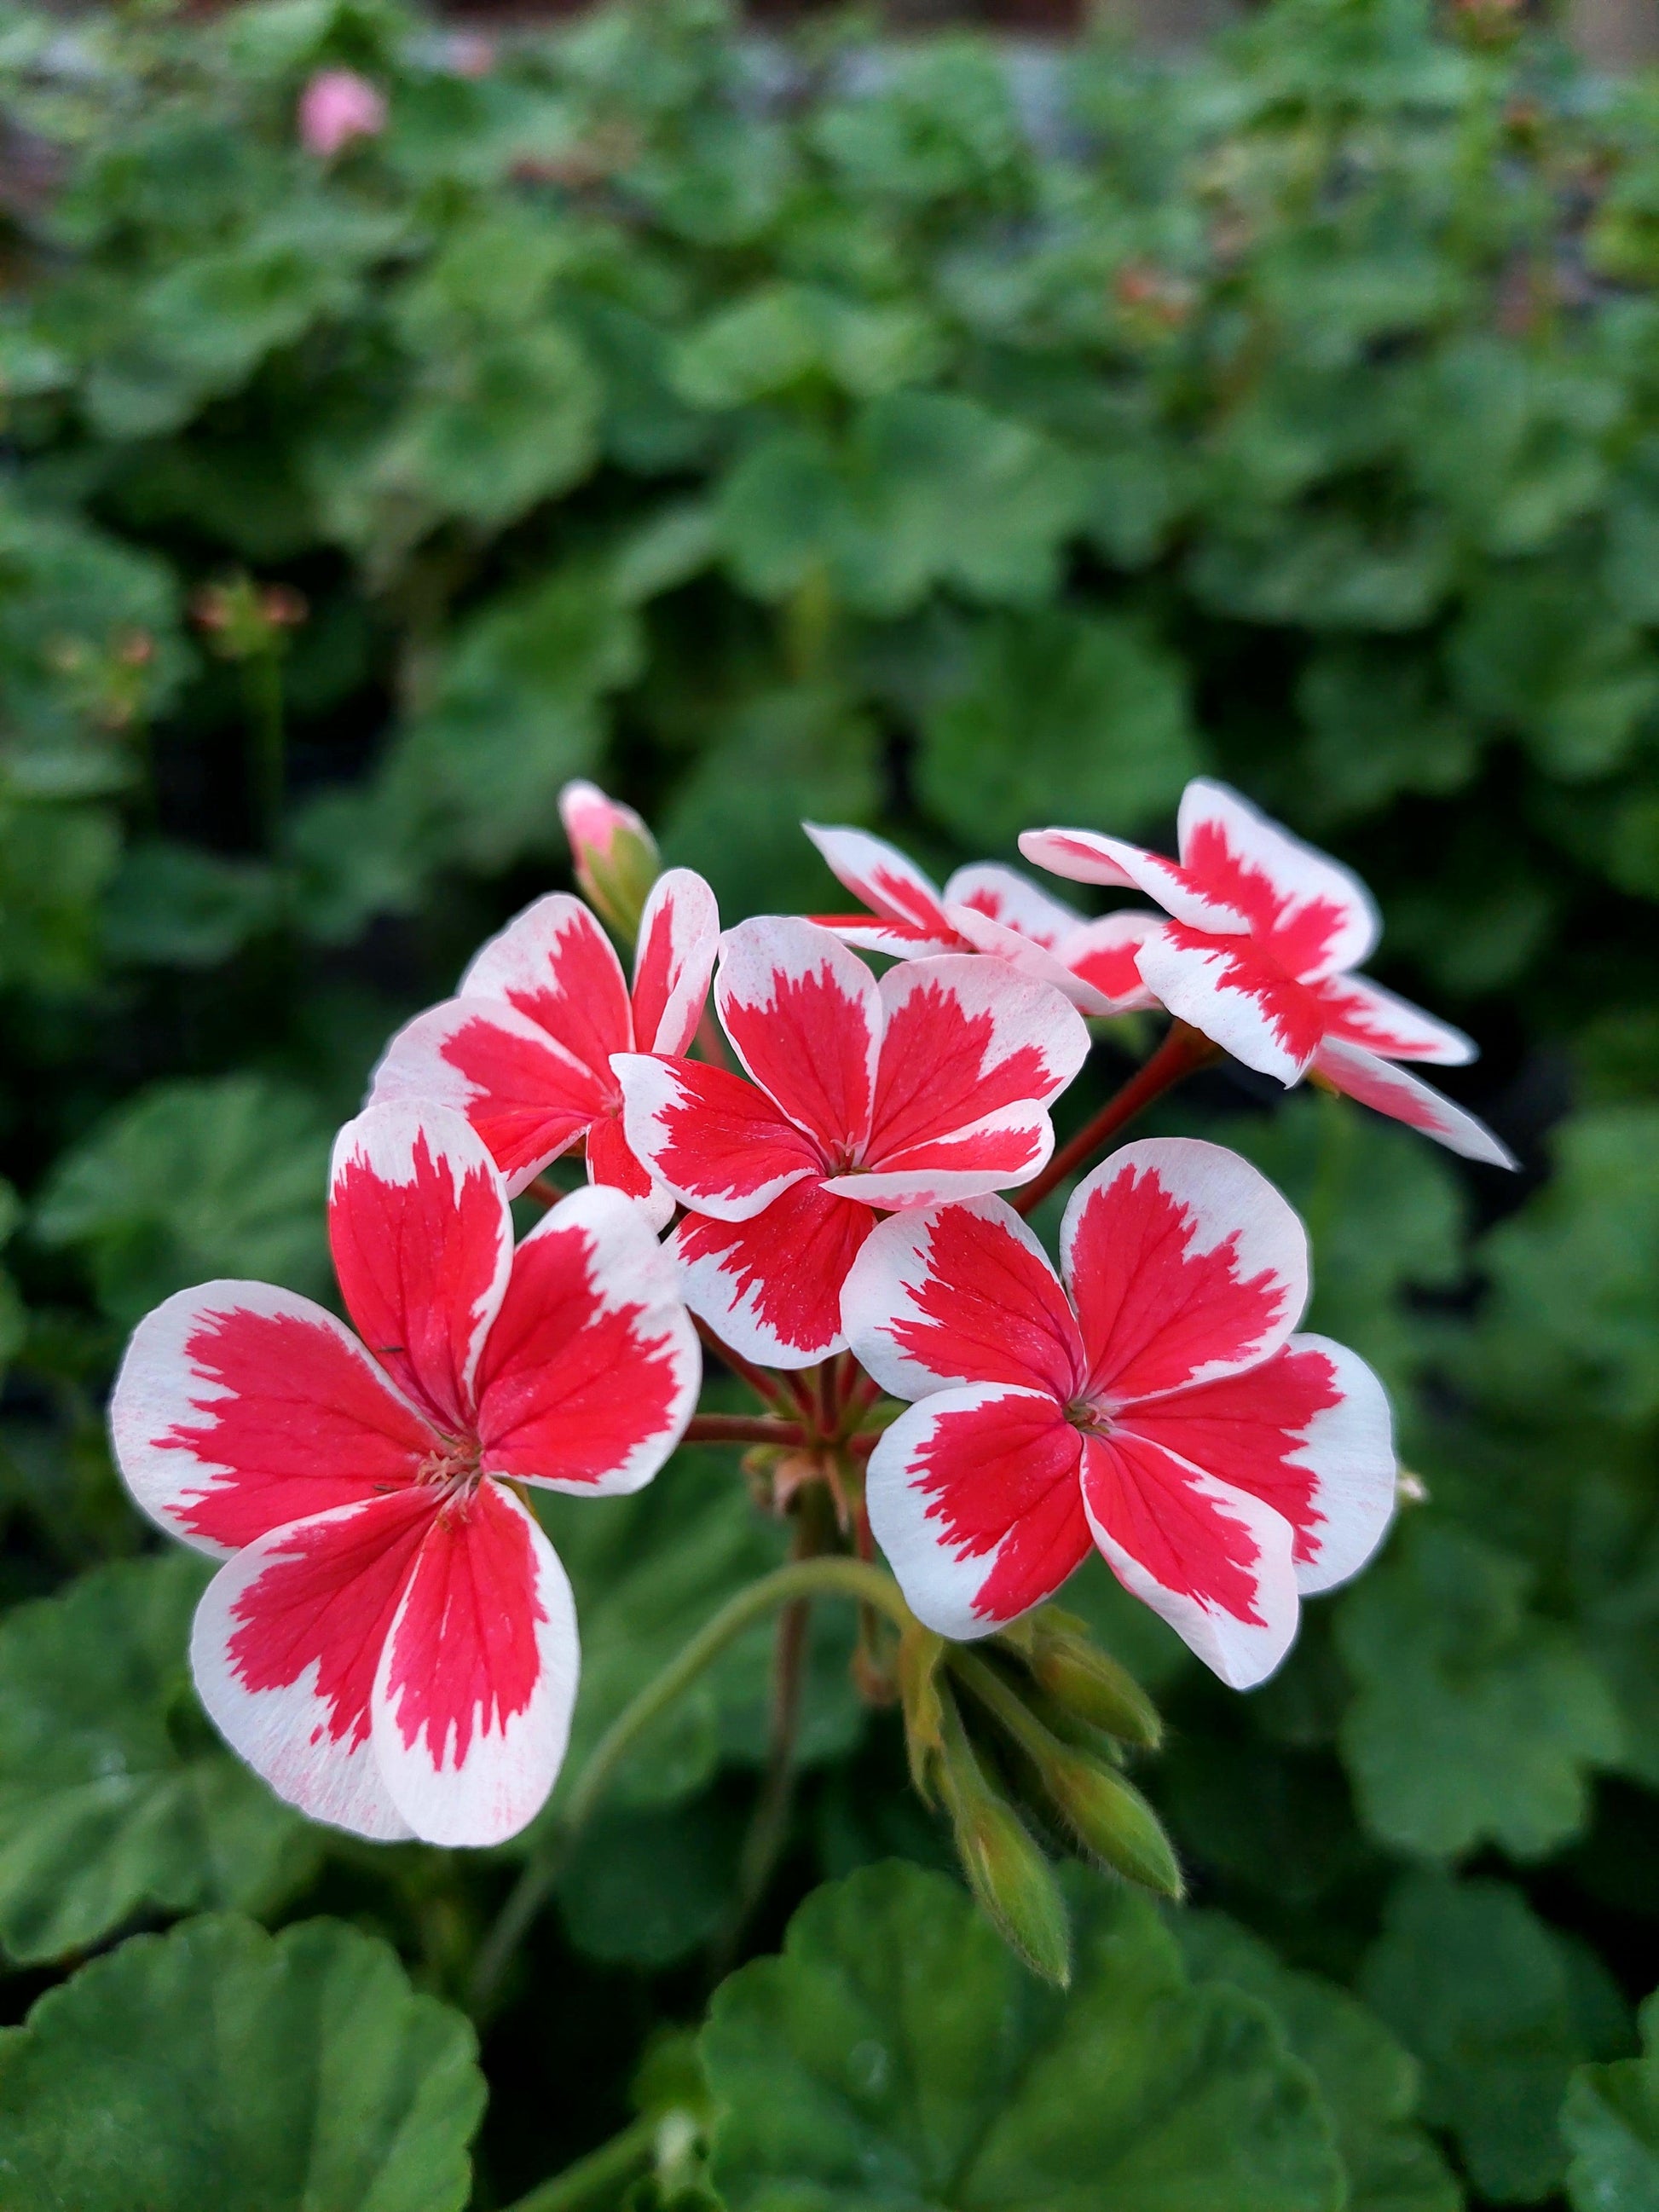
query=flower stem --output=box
[468,1556,913,2015]
[693,1315,789,1410]
[685,1412,806,1448]
[497,2113,656,2212]
[1013,1022,1217,1217]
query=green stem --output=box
[498,2113,656,2212]
[1013,1022,1217,1218]
[468,1556,912,2015]
[244,650,285,854]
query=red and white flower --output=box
[108,1104,698,1846]
[368,871,718,1227]
[843,1137,1395,1687]
[1022,781,1515,1167]
[806,822,1158,1016]
[614,917,1090,1369]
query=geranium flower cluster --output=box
[110,777,1512,1847]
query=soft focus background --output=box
[0,0,1657,2205]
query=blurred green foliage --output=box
[0,0,1656,2202]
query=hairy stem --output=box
[469,1556,914,2014]
[693,1314,788,1410]
[497,2113,656,2212]
[685,1412,806,1448]
[1013,1022,1217,1217]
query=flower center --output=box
[418,1436,483,1497]
[1066,1398,1116,1439]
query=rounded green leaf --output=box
[1361,1872,1633,2204]
[920,607,1199,852]
[1176,1911,1460,2212]
[0,1913,484,2211]
[702,1860,1345,2211]
[0,1553,321,1963]
[1564,1990,1659,2212]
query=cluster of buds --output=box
[189,575,308,661]
[900,1607,1176,1984]
[43,627,156,734]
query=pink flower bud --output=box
[298,69,388,159]
[558,780,661,942]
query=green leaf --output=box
[1335,1520,1623,1862]
[1188,508,1454,632]
[672,284,944,407]
[1564,1989,1659,2212]
[702,1860,1346,2211]
[101,840,282,969]
[1295,644,1483,825]
[34,1073,334,1327]
[660,686,881,923]
[0,1554,320,1964]
[558,1795,745,1967]
[1467,1106,1659,1427]
[1450,569,1659,781]
[356,324,600,534]
[1176,1911,1461,2212]
[918,607,1198,852]
[1210,1093,1464,1400]
[384,565,641,875]
[0,1912,484,2210]
[0,797,120,996]
[1361,1872,1632,2205]
[717,395,1087,615]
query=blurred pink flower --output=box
[298,69,387,159]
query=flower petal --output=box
[1020,826,1250,933]
[1062,1138,1309,1404]
[1313,1040,1517,1168]
[818,1119,1055,1211]
[613,1052,823,1222]
[1136,923,1327,1084]
[585,1107,674,1232]
[329,1104,512,1435]
[1063,913,1165,1012]
[373,1481,578,1847]
[941,863,1083,950]
[460,892,633,1083]
[1315,973,1476,1066]
[802,823,960,955]
[841,1197,1084,1403]
[670,1182,874,1369]
[946,902,1125,1017]
[1079,1431,1299,1689]
[111,1282,431,1557]
[716,917,881,1158]
[475,1185,698,1494]
[864,957,1089,1174]
[1116,1333,1395,1596]
[191,1493,433,1841]
[865,1383,1089,1639]
[1176,780,1378,981]
[631,868,720,1057]
[368,997,608,1198]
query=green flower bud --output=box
[1036,1753,1183,1901]
[1025,1629,1162,1752]
[934,1689,1071,1987]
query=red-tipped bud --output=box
[558,779,660,944]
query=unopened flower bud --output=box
[559,779,661,944]
[934,1692,1070,1986]
[1023,1622,1162,1752]
[1034,1749,1183,1901]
